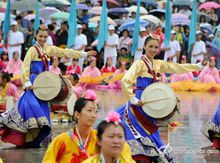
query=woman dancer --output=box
[0,24,96,148]
[117,34,206,162]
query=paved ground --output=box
[0,90,220,163]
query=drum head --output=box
[33,72,61,101]
[141,82,177,119]
[67,93,77,116]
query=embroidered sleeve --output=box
[47,45,87,58]
[21,47,35,87]
[157,60,200,74]
[121,60,144,101]
[42,134,66,163]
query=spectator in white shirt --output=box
[104,25,119,66]
[134,27,146,61]
[161,30,181,63]
[7,21,24,59]
[191,31,207,64]
[73,24,88,69]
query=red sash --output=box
[131,104,158,134]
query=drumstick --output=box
[142,97,173,105]
[33,86,56,89]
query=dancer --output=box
[83,111,135,163]
[43,90,99,162]
[0,24,96,148]
[117,34,206,162]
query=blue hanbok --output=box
[117,56,200,162]
[0,43,86,147]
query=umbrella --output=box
[126,6,148,15]
[173,0,192,6]
[200,23,214,34]
[76,3,91,10]
[0,13,15,20]
[42,0,70,7]
[89,6,109,15]
[50,11,70,20]
[140,15,160,24]
[197,12,211,22]
[89,16,117,26]
[172,13,190,26]
[200,26,213,35]
[39,7,60,19]
[118,20,150,32]
[149,9,165,16]
[199,2,220,10]
[98,0,120,7]
[134,0,158,7]
[108,7,129,15]
[24,14,44,21]
[206,41,220,56]
[11,0,45,11]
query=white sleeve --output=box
[83,35,88,46]
[19,32,24,44]
[176,41,181,51]
[202,42,207,53]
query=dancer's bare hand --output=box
[87,50,97,56]
[26,86,33,90]
[137,100,143,107]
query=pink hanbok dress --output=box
[0,83,18,112]
[199,66,220,83]
[81,66,101,89]
[171,72,194,82]
[110,69,127,89]
[49,65,61,75]
[5,59,22,86]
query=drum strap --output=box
[34,46,49,71]
[141,58,161,82]
[130,104,158,134]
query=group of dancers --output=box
[0,25,219,163]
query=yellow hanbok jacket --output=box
[42,129,98,163]
[121,58,200,101]
[43,129,134,163]
[83,146,136,163]
[21,44,87,87]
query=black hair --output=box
[73,97,97,123]
[15,15,22,21]
[144,35,159,46]
[48,24,55,31]
[1,72,13,82]
[120,47,128,52]
[105,57,112,68]
[13,51,19,57]
[72,58,79,62]
[1,51,9,61]
[71,73,79,81]
[97,121,126,141]
[36,26,48,35]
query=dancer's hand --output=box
[137,100,143,107]
[87,50,97,56]
[201,60,208,66]
[26,86,33,90]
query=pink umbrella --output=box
[199,2,220,10]
[98,0,120,7]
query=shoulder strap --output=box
[34,45,49,70]
[141,58,157,81]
